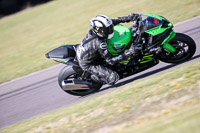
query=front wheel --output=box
[58,66,102,96]
[158,33,196,63]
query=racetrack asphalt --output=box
[0,16,200,129]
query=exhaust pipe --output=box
[62,79,92,90]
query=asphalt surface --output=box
[0,16,200,129]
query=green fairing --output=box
[145,14,176,53]
[145,25,168,36]
[107,14,176,57]
[107,25,131,55]
[144,14,173,36]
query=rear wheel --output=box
[58,66,102,96]
[158,33,196,63]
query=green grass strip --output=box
[1,60,200,133]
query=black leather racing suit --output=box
[76,14,138,85]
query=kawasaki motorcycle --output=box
[45,14,196,96]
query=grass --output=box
[0,0,200,83]
[0,60,200,133]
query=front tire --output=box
[58,66,102,96]
[158,33,196,63]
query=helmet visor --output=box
[104,25,114,36]
[98,25,114,38]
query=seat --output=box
[45,45,77,59]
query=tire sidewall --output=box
[158,33,196,63]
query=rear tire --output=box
[158,33,196,63]
[58,66,102,96]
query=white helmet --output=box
[90,15,114,39]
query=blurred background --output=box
[0,0,199,84]
[0,0,52,18]
[0,1,199,132]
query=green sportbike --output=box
[46,14,196,96]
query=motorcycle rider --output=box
[76,13,140,85]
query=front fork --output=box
[161,30,176,53]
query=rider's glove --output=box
[106,45,140,65]
[123,44,139,57]
[129,13,140,21]
[106,55,123,65]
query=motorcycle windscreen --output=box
[138,15,163,34]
